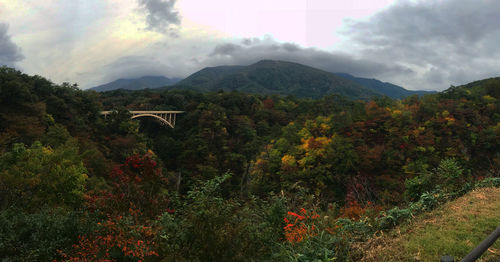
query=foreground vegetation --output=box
[359,187,500,261]
[0,66,498,261]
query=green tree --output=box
[0,141,87,211]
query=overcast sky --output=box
[1,0,499,90]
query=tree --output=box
[0,141,87,211]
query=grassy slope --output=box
[358,187,500,262]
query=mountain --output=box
[334,73,436,99]
[90,76,182,92]
[175,60,382,100]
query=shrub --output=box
[377,207,413,230]
[86,153,169,220]
[0,141,87,211]
[404,173,433,202]
[476,177,500,188]
[417,191,439,211]
[435,158,468,193]
[60,215,158,262]
[0,208,96,261]
[274,228,345,262]
[274,208,348,262]
[157,173,284,261]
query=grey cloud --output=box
[241,38,261,46]
[281,43,301,52]
[341,0,500,90]
[0,23,24,66]
[138,0,180,35]
[210,43,243,56]
[97,38,412,90]
[99,0,500,92]
[96,55,173,85]
[205,39,413,80]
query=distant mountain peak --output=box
[90,75,182,92]
[175,60,381,100]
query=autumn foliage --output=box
[283,208,320,244]
[58,215,158,261]
[86,153,170,219]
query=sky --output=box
[0,0,499,91]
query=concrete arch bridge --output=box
[100,110,184,128]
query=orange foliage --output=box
[283,208,320,244]
[340,200,382,221]
[58,215,158,261]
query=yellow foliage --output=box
[391,109,402,117]
[301,136,332,151]
[483,95,495,102]
[281,154,297,171]
[42,146,53,154]
[281,154,295,165]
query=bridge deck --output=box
[100,110,185,115]
[100,110,184,128]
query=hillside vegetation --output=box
[359,187,500,262]
[176,60,381,99]
[335,73,435,99]
[0,66,498,261]
[90,76,181,92]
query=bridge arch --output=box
[100,110,184,128]
[131,113,174,128]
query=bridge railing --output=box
[100,110,184,128]
[100,110,185,115]
[441,226,500,262]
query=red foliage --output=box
[86,153,171,219]
[340,199,382,221]
[262,98,274,109]
[65,154,170,261]
[283,208,320,244]
[57,215,158,261]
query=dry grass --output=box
[356,187,500,262]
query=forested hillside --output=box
[334,73,436,99]
[0,66,498,261]
[175,60,382,99]
[91,76,181,92]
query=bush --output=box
[0,141,87,211]
[60,214,159,262]
[274,208,349,261]
[476,177,500,188]
[377,207,413,230]
[435,158,468,193]
[404,173,433,202]
[274,228,345,262]
[0,208,96,261]
[157,173,285,261]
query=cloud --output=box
[97,55,173,85]
[137,0,180,36]
[210,43,243,56]
[98,36,414,90]
[340,0,500,90]
[204,38,413,80]
[88,0,500,91]
[0,23,24,66]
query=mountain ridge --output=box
[91,60,435,99]
[174,60,382,100]
[90,75,181,92]
[334,73,436,99]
